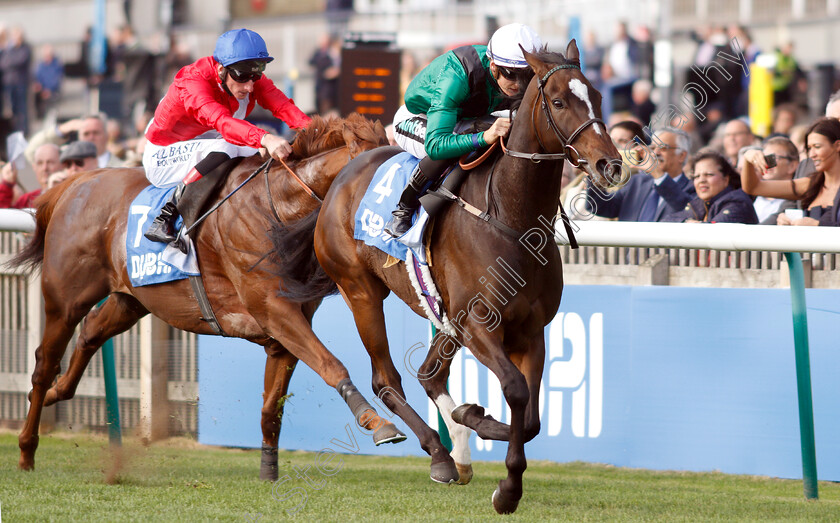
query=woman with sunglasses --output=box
[663,149,758,224]
[384,23,542,237]
[143,28,310,245]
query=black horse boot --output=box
[144,183,186,243]
[384,157,449,238]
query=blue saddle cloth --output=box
[353,152,421,262]
[126,185,200,287]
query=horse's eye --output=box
[552,99,565,110]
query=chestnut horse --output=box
[8,114,404,479]
[274,43,620,513]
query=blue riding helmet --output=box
[213,29,274,67]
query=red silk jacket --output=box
[146,56,310,148]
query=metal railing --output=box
[0,211,197,437]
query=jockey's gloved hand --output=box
[482,117,511,145]
[261,133,293,161]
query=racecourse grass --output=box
[1,430,839,522]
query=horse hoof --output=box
[43,388,58,407]
[492,486,520,514]
[451,403,484,425]
[455,462,473,485]
[19,456,34,471]
[430,461,459,484]
[373,422,407,446]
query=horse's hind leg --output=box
[340,283,459,484]
[417,334,473,485]
[253,298,404,447]
[43,294,148,407]
[19,292,104,470]
[259,340,298,481]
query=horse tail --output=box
[6,183,70,274]
[268,206,338,302]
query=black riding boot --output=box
[144,152,235,249]
[144,183,186,243]
[384,157,450,238]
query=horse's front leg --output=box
[259,341,298,481]
[417,333,473,485]
[448,335,546,443]
[510,334,546,442]
[459,325,529,515]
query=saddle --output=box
[418,116,498,218]
[178,155,245,234]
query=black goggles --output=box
[62,158,88,168]
[227,61,267,83]
[497,65,531,82]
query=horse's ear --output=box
[521,44,546,75]
[565,39,580,62]
[373,120,388,146]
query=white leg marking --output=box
[568,78,603,136]
[434,394,471,465]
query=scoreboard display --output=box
[339,33,400,122]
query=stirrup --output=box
[173,229,190,255]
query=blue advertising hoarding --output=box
[199,285,840,480]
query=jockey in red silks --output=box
[143,28,311,245]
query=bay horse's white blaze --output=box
[434,394,471,466]
[568,78,603,136]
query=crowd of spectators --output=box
[568,21,839,228]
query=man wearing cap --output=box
[384,23,543,237]
[142,28,311,245]
[46,140,99,189]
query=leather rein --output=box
[439,62,607,249]
[501,63,605,166]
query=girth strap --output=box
[429,186,521,240]
[188,275,227,336]
[426,185,579,249]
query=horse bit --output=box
[502,63,605,166]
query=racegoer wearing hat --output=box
[45,140,99,189]
[384,23,542,237]
[143,28,311,245]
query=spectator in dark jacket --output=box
[0,27,32,133]
[33,44,64,120]
[665,149,758,223]
[586,127,695,221]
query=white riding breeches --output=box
[143,137,258,188]
[392,104,428,159]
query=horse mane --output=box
[290,113,388,160]
[533,48,579,68]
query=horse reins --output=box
[277,157,321,202]
[502,63,605,167]
[443,63,603,248]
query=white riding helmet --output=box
[486,23,542,69]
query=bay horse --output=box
[7,114,404,479]
[274,42,620,513]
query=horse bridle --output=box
[502,63,605,166]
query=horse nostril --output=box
[594,158,622,188]
[595,158,610,179]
